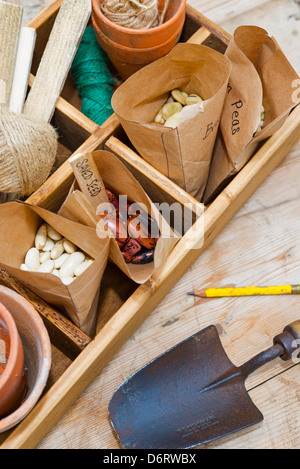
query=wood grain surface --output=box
[20,0,300,449]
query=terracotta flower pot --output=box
[0,286,51,433]
[0,302,27,419]
[92,0,187,47]
[91,0,187,80]
[92,16,184,76]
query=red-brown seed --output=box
[101,213,129,248]
[127,215,157,249]
[106,189,119,210]
[121,250,132,264]
[122,238,142,258]
[131,249,155,264]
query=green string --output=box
[71,27,116,126]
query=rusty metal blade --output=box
[108,326,263,449]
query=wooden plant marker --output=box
[23,0,91,123]
[0,0,22,104]
[9,27,37,114]
[69,152,110,211]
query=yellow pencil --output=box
[187,285,300,298]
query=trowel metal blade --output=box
[108,326,263,449]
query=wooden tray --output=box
[1,0,300,449]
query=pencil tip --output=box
[187,292,195,296]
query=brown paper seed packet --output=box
[204,25,300,203]
[0,202,110,336]
[60,150,178,284]
[111,43,231,201]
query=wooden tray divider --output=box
[105,136,205,215]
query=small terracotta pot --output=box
[92,0,186,48]
[0,303,27,419]
[0,286,51,433]
[93,16,185,64]
[91,0,187,80]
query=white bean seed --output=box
[25,248,40,271]
[42,237,55,252]
[61,276,74,285]
[63,239,77,254]
[54,253,70,269]
[47,225,63,241]
[38,260,54,273]
[50,240,64,260]
[60,252,85,278]
[40,251,51,264]
[35,224,47,250]
[74,259,94,277]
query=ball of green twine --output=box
[71,27,116,126]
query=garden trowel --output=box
[108,320,300,449]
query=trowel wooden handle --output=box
[69,152,109,211]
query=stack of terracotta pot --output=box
[0,287,51,433]
[91,0,187,80]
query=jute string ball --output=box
[100,0,170,29]
[0,0,91,198]
[0,104,57,196]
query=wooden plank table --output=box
[21,0,300,449]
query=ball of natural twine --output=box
[0,104,58,196]
[100,0,169,29]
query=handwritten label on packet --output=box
[227,83,244,136]
[75,158,102,198]
[231,100,243,136]
[203,120,219,141]
[69,152,109,210]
